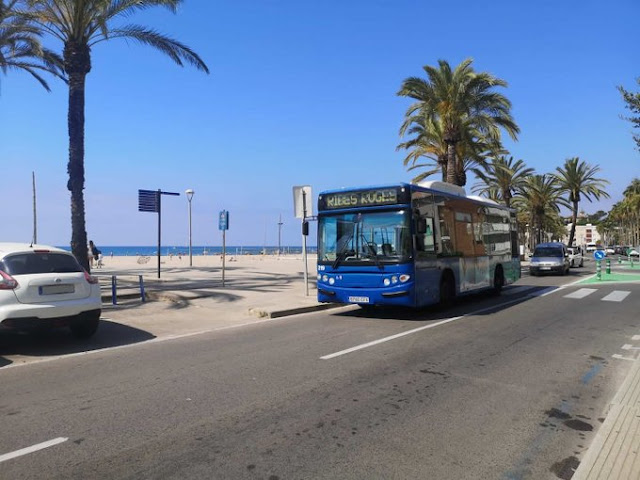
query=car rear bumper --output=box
[0,297,101,325]
[530,265,565,275]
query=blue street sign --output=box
[219,210,229,231]
[594,250,605,261]
[138,189,159,213]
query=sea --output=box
[57,245,317,257]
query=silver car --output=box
[529,242,570,276]
[0,243,102,338]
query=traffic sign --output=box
[219,210,229,231]
[594,250,605,261]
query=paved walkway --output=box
[96,256,639,479]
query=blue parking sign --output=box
[219,210,229,231]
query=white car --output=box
[567,247,584,267]
[0,243,101,338]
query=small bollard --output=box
[606,258,611,274]
[596,260,602,281]
[631,256,635,268]
[618,256,622,264]
[111,275,117,305]
[139,275,146,302]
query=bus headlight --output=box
[329,277,335,285]
[383,278,391,286]
[322,275,329,282]
[391,276,398,284]
[399,274,410,283]
[317,273,322,280]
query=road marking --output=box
[621,344,640,351]
[0,437,68,463]
[601,290,631,302]
[321,292,549,360]
[633,335,640,341]
[320,315,464,360]
[612,354,637,362]
[563,288,598,299]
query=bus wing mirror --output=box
[416,218,427,235]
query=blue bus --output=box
[316,181,521,308]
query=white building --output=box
[564,223,602,247]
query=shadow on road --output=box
[336,284,548,322]
[0,320,155,368]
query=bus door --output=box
[412,193,440,306]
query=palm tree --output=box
[552,157,609,248]
[0,0,62,90]
[397,58,519,186]
[24,0,209,269]
[471,156,534,208]
[513,174,568,248]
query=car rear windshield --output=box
[0,253,82,275]
[534,247,563,257]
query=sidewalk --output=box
[95,254,343,338]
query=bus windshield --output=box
[318,210,411,265]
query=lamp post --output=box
[185,189,194,267]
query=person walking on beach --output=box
[89,240,100,268]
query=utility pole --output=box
[277,214,284,256]
[32,172,37,244]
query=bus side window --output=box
[415,217,435,254]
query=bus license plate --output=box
[349,296,370,304]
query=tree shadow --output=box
[0,320,156,368]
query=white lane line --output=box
[601,290,631,302]
[621,344,640,351]
[613,354,637,362]
[0,437,68,463]
[320,316,464,360]
[321,292,549,360]
[563,288,598,299]
[632,335,640,341]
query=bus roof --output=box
[318,182,513,211]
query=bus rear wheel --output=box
[439,274,455,308]
[493,266,504,295]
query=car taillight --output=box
[84,270,99,285]
[0,270,18,290]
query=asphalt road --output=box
[1,264,638,479]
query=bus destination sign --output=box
[322,188,401,210]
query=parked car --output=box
[567,247,584,267]
[529,242,570,276]
[0,243,101,338]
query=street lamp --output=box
[185,189,194,267]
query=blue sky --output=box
[1,0,638,248]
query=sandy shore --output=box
[91,253,317,276]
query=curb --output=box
[248,303,346,319]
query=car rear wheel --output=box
[70,310,100,339]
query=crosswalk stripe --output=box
[564,288,598,299]
[601,291,631,302]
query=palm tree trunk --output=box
[446,142,457,185]
[64,42,91,271]
[568,201,578,247]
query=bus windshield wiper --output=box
[360,234,384,270]
[332,231,354,269]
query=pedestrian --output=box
[89,240,101,267]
